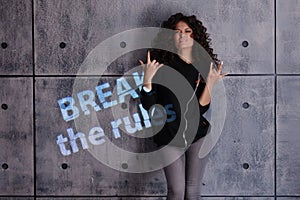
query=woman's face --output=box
[173,21,194,51]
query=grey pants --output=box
[162,137,210,200]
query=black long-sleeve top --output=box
[139,54,211,148]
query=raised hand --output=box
[199,61,228,106]
[206,61,228,87]
[139,51,164,90]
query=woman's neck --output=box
[177,48,193,64]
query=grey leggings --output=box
[162,137,209,200]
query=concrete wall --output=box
[0,0,299,199]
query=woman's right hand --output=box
[139,50,164,90]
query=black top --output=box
[139,54,210,148]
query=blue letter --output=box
[88,127,105,145]
[123,113,143,134]
[67,128,88,153]
[139,104,151,128]
[56,134,71,156]
[165,104,177,123]
[77,90,101,115]
[132,71,144,91]
[111,118,122,138]
[116,77,139,103]
[95,82,117,109]
[57,97,80,122]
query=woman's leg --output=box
[185,137,210,200]
[162,146,186,200]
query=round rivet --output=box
[202,183,206,186]
[1,104,8,110]
[120,41,126,48]
[2,163,8,170]
[61,163,68,169]
[242,41,249,47]
[59,42,66,48]
[1,42,8,49]
[242,163,249,169]
[121,163,128,169]
[121,103,127,109]
[242,102,249,109]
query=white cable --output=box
[182,73,201,148]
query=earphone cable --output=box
[182,72,201,148]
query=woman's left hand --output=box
[206,61,228,87]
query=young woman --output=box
[139,13,227,199]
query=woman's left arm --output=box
[199,62,228,106]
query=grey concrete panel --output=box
[202,198,274,200]
[35,197,276,200]
[277,198,300,200]
[35,77,165,195]
[276,0,300,74]
[0,78,33,195]
[0,198,34,200]
[0,0,33,75]
[187,0,274,74]
[36,197,276,200]
[201,77,274,195]
[35,0,273,75]
[35,0,181,75]
[36,198,275,200]
[277,77,300,195]
[37,198,165,200]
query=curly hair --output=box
[150,13,220,66]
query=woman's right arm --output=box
[139,51,163,90]
[139,51,163,111]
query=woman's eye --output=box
[185,30,192,33]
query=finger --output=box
[210,62,213,72]
[218,61,223,73]
[211,63,218,73]
[151,59,157,65]
[221,73,229,78]
[139,60,145,70]
[147,50,151,63]
[139,60,145,68]
[155,62,163,69]
[158,63,164,69]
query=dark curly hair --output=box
[150,13,220,67]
